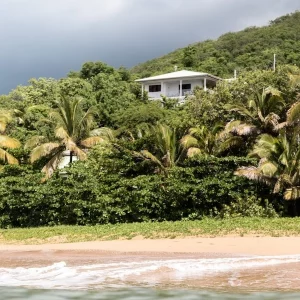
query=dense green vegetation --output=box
[131,11,300,79]
[0,12,300,229]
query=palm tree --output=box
[286,101,300,126]
[137,124,186,175]
[286,65,300,88]
[25,97,107,179]
[225,87,285,135]
[180,124,223,157]
[235,132,300,202]
[216,120,259,155]
[0,110,21,165]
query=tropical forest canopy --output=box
[131,11,300,79]
[0,12,300,228]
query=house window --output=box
[179,84,192,90]
[149,85,161,92]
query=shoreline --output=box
[1,237,300,291]
[1,236,300,256]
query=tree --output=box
[217,120,258,156]
[26,97,105,179]
[79,61,115,80]
[0,110,21,165]
[138,124,186,175]
[9,78,60,107]
[286,101,300,127]
[90,72,138,127]
[182,45,196,68]
[131,12,300,80]
[235,132,300,204]
[115,101,166,130]
[225,86,285,136]
[185,82,231,128]
[235,99,300,207]
[180,124,223,157]
[286,65,300,88]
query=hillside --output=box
[131,11,300,78]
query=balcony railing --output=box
[166,89,192,97]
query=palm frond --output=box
[0,135,21,149]
[69,145,87,161]
[0,121,6,133]
[219,120,241,139]
[258,160,278,177]
[162,150,173,168]
[273,177,283,194]
[264,86,282,98]
[286,102,300,125]
[30,142,60,163]
[0,148,19,165]
[77,106,95,136]
[180,135,198,149]
[90,127,115,141]
[55,126,69,140]
[41,151,64,180]
[288,73,300,88]
[0,111,13,133]
[219,136,243,153]
[234,167,273,185]
[64,138,86,160]
[233,123,257,136]
[284,187,300,201]
[224,120,242,132]
[262,87,284,116]
[187,147,202,157]
[81,136,106,148]
[50,110,64,126]
[140,150,164,169]
[250,134,278,159]
[248,99,258,111]
[224,104,254,120]
[188,127,204,136]
[146,124,178,168]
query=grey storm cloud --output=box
[0,0,299,93]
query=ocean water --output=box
[0,287,300,300]
[0,254,300,299]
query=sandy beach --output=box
[1,236,300,256]
[1,236,300,291]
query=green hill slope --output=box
[131,11,300,78]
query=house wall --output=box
[145,90,161,98]
[58,151,78,169]
[165,82,179,97]
[145,79,204,98]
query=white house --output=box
[135,70,222,101]
[58,150,78,170]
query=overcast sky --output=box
[0,0,299,94]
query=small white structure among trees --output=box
[135,70,222,101]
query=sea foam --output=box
[0,255,300,290]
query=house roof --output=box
[135,70,222,82]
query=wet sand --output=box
[0,249,299,291]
